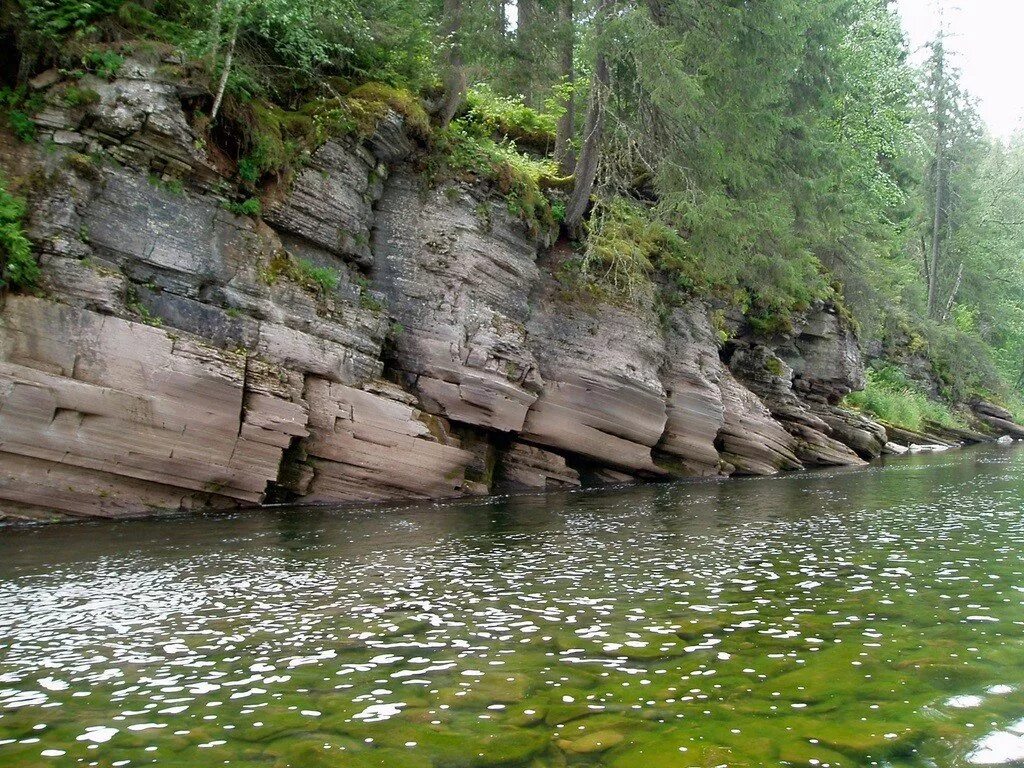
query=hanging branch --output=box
[210,12,239,122]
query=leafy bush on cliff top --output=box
[428,120,557,237]
[464,86,557,150]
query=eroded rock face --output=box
[716,370,803,476]
[0,297,305,521]
[974,401,1024,439]
[784,306,865,403]
[289,378,478,502]
[521,268,668,475]
[264,140,384,267]
[495,442,582,492]
[372,175,543,433]
[0,59,932,524]
[728,313,867,469]
[655,303,727,476]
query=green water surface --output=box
[3,447,1024,767]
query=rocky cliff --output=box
[0,60,1010,523]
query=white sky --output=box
[894,0,1024,138]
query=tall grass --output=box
[844,366,964,432]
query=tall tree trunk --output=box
[207,0,224,69]
[941,262,964,322]
[564,0,611,234]
[927,37,946,318]
[439,0,467,128]
[516,0,538,106]
[554,0,576,175]
[210,15,238,122]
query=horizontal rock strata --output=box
[0,297,305,518]
[4,59,1020,524]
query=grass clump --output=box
[844,365,964,432]
[429,119,556,236]
[260,252,339,296]
[62,85,101,107]
[223,197,261,217]
[0,176,40,291]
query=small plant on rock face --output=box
[0,176,39,291]
[223,197,262,217]
[295,259,338,293]
[62,85,101,108]
[82,49,124,80]
[0,87,42,143]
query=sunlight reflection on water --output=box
[0,447,1023,766]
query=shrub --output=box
[464,85,557,149]
[260,252,338,296]
[0,177,40,291]
[0,87,41,143]
[82,49,124,79]
[62,85,101,107]
[295,259,338,293]
[428,119,556,236]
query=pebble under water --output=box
[3,447,1024,767]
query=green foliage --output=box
[223,198,262,217]
[62,85,100,107]
[429,120,557,236]
[295,259,339,294]
[0,88,42,143]
[260,252,339,296]
[569,197,667,304]
[82,48,124,79]
[19,0,124,39]
[0,176,40,291]
[845,366,964,432]
[464,86,557,149]
[147,173,183,195]
[346,82,430,139]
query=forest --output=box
[2,0,1023,429]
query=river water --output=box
[2,447,1024,767]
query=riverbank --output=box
[3,57,1023,525]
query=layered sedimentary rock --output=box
[521,261,668,475]
[287,378,478,501]
[728,307,867,469]
[372,175,545,433]
[264,139,384,267]
[784,306,865,402]
[973,401,1024,440]
[654,303,727,476]
[495,442,582,491]
[716,371,803,475]
[7,58,1016,524]
[0,297,305,519]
